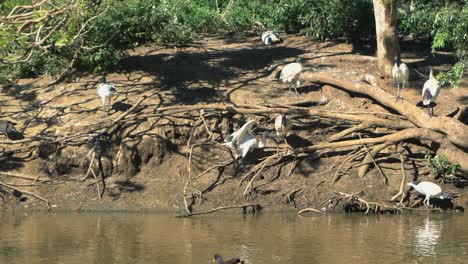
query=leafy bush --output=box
[431,4,467,87]
[424,152,459,177]
[303,0,374,41]
[399,1,467,87]
[399,4,437,40]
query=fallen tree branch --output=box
[358,142,392,177]
[298,207,323,215]
[359,134,388,185]
[300,72,468,149]
[391,154,407,205]
[175,203,262,218]
[0,181,51,210]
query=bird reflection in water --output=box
[413,217,442,257]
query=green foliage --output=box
[304,0,374,41]
[424,152,459,177]
[436,61,466,87]
[399,1,467,87]
[399,4,437,40]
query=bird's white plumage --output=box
[261,31,280,45]
[274,114,292,139]
[223,120,267,160]
[97,78,118,115]
[280,60,303,94]
[392,62,409,85]
[392,62,409,98]
[407,181,443,207]
[421,68,440,106]
[97,83,117,98]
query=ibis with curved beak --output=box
[421,67,440,117]
[280,57,303,95]
[407,181,453,208]
[97,76,118,116]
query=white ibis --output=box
[261,31,281,45]
[214,254,244,264]
[421,67,440,117]
[274,113,292,154]
[280,57,303,95]
[223,120,268,165]
[407,181,453,208]
[391,58,409,101]
[274,114,292,140]
[97,76,118,116]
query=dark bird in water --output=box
[213,254,244,264]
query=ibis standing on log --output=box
[275,114,292,140]
[280,57,303,95]
[407,181,453,208]
[421,67,440,117]
[391,58,409,101]
[261,31,281,45]
[223,120,268,167]
[97,76,118,116]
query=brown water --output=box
[0,212,467,264]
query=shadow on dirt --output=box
[119,46,305,103]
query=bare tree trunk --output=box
[373,0,400,77]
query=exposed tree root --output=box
[0,181,51,210]
[175,203,262,218]
[390,154,407,205]
[335,191,402,215]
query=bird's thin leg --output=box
[288,83,292,93]
[392,83,399,98]
[107,96,112,115]
[101,98,106,117]
[431,106,434,117]
[423,197,429,209]
[401,82,405,100]
[294,84,299,95]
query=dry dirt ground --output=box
[0,33,467,213]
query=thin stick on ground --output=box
[80,152,96,181]
[359,134,388,185]
[286,155,298,178]
[89,165,102,200]
[391,153,407,205]
[0,172,51,183]
[243,155,276,196]
[175,203,261,218]
[332,148,363,184]
[0,181,51,210]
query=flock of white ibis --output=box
[0,31,455,213]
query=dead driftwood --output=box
[175,203,262,218]
[0,181,51,210]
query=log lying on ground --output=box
[300,72,468,149]
[299,72,468,173]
